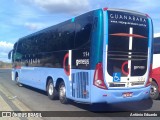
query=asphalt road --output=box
[0,69,160,120]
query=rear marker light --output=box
[145,14,150,18]
[103,94,107,97]
[149,78,152,83]
[103,7,108,11]
[146,92,149,94]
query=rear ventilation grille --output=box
[72,72,89,99]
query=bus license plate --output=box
[122,92,133,98]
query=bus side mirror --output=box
[8,50,13,59]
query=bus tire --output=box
[150,81,160,100]
[59,81,68,104]
[47,79,58,100]
[15,75,22,87]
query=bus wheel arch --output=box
[55,78,63,90]
[15,72,22,87]
[46,77,58,100]
[15,72,18,83]
[46,76,53,90]
[150,79,160,100]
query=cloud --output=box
[0,41,13,52]
[26,0,90,15]
[24,22,46,30]
[154,33,160,38]
[0,41,13,62]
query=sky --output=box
[0,0,160,62]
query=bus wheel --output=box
[47,79,58,100]
[15,76,22,87]
[59,81,68,104]
[150,81,160,100]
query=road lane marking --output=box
[0,84,31,111]
[0,95,12,111]
[0,96,21,120]
[0,84,44,120]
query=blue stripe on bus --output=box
[148,18,152,48]
[105,10,109,45]
[143,18,152,86]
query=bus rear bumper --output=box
[91,86,151,104]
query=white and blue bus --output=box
[9,8,153,104]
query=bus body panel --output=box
[13,67,92,103]
[13,68,68,90]
[89,9,152,103]
[102,9,152,89]
[91,84,150,103]
[151,42,160,92]
[151,66,160,92]
[10,8,153,104]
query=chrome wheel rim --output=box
[49,83,54,95]
[16,77,19,82]
[60,85,66,100]
[150,85,157,97]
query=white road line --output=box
[69,50,72,81]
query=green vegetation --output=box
[0,61,12,68]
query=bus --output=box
[150,35,160,100]
[8,8,153,104]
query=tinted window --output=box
[14,41,24,61]
[154,37,160,54]
[37,22,75,53]
[75,11,93,49]
[60,22,75,50]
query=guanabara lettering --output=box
[110,14,147,23]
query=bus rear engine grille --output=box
[72,72,89,99]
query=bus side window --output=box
[154,38,160,54]
[75,11,94,49]
[92,17,98,31]
[38,33,46,53]
[15,42,23,61]
[60,22,75,50]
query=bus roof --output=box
[18,8,149,42]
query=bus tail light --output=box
[145,14,150,18]
[93,63,107,89]
[146,64,152,87]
